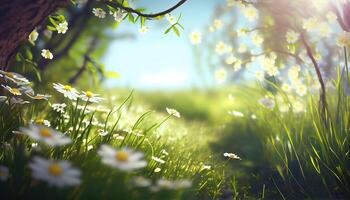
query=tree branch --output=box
[301,33,328,118]
[104,0,188,18]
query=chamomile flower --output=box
[81,91,104,103]
[202,164,212,170]
[213,19,223,30]
[226,55,237,65]
[243,6,258,21]
[233,61,242,72]
[92,8,106,18]
[215,41,226,55]
[52,103,67,113]
[281,83,291,92]
[215,68,227,83]
[154,167,162,173]
[29,156,81,187]
[98,144,147,171]
[41,49,53,59]
[189,31,202,45]
[302,17,319,32]
[295,83,307,96]
[251,33,264,47]
[0,165,9,182]
[53,83,79,100]
[112,9,125,22]
[228,110,244,117]
[132,176,152,187]
[255,70,264,80]
[237,28,248,37]
[20,124,71,147]
[326,12,337,22]
[152,156,165,164]
[223,152,241,160]
[337,31,350,48]
[57,21,68,34]
[166,107,181,118]
[139,26,149,34]
[1,85,22,96]
[286,30,300,44]
[166,14,176,25]
[0,71,30,85]
[259,97,275,109]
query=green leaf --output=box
[25,49,33,60]
[164,26,172,34]
[128,13,135,23]
[173,26,180,37]
[49,17,58,26]
[140,17,146,27]
[46,25,56,31]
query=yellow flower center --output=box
[6,72,14,78]
[11,88,21,95]
[64,85,72,91]
[115,151,129,162]
[85,91,93,98]
[35,118,44,124]
[48,164,63,176]
[40,128,52,137]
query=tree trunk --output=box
[0,0,69,70]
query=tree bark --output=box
[0,0,69,70]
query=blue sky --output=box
[102,0,222,90]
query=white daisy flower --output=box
[52,103,67,113]
[41,49,53,59]
[156,179,175,189]
[131,176,152,187]
[29,156,81,188]
[112,9,125,22]
[92,8,106,18]
[1,85,22,96]
[166,107,181,118]
[98,129,108,136]
[215,68,227,83]
[213,19,223,30]
[202,165,211,170]
[154,167,161,173]
[0,71,30,85]
[139,26,149,34]
[98,144,147,171]
[0,165,9,182]
[53,83,79,100]
[189,31,202,45]
[286,30,300,44]
[20,124,71,147]
[57,21,68,34]
[81,91,104,103]
[228,110,244,117]
[223,152,241,160]
[166,14,176,25]
[151,156,165,164]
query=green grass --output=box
[0,79,349,199]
